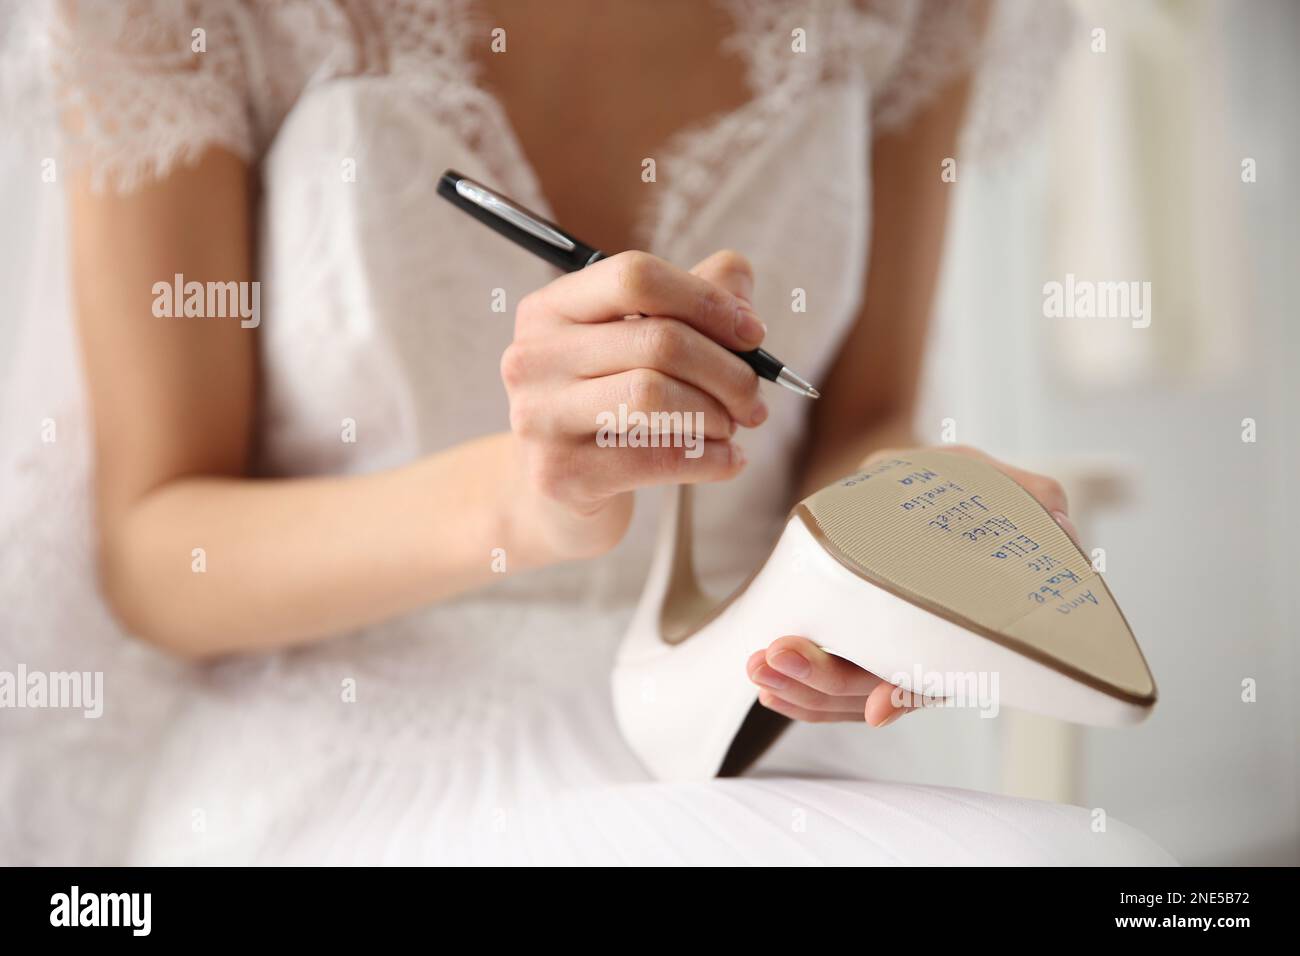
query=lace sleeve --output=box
[41,0,257,193]
[870,0,1074,157]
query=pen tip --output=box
[775,366,819,399]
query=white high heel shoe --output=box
[612,449,1157,782]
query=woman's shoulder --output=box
[20,0,474,194]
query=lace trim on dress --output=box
[870,0,1075,158]
[27,0,1071,198]
[961,0,1074,159]
[638,0,905,255]
[870,0,983,133]
[399,0,555,214]
[46,0,256,193]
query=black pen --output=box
[437,169,820,399]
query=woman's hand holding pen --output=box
[502,249,768,563]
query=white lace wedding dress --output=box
[0,0,1174,865]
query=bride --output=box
[0,0,1172,864]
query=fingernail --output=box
[770,649,810,680]
[730,442,746,467]
[750,400,768,427]
[751,667,787,691]
[735,304,766,346]
[1051,510,1080,545]
[876,708,905,728]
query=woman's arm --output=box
[72,150,765,658]
[70,151,542,656]
[795,66,974,500]
[757,8,1079,727]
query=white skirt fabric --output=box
[445,779,1176,866]
[112,596,1173,867]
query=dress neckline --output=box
[429,0,840,259]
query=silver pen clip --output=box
[454,176,575,252]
